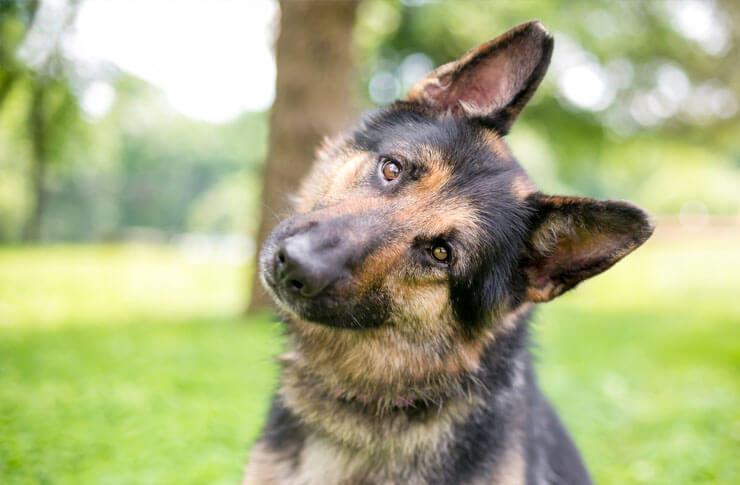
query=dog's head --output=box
[260,21,653,337]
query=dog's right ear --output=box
[405,20,553,134]
[519,195,654,303]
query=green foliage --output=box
[91,79,267,239]
[0,75,269,241]
[0,236,738,483]
[2,0,738,243]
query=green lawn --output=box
[0,231,738,484]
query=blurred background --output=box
[0,0,737,483]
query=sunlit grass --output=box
[0,244,248,326]
[0,229,738,484]
[0,317,282,484]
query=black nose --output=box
[274,232,341,298]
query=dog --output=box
[244,20,653,485]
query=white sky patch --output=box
[551,34,616,112]
[80,81,115,119]
[17,0,73,69]
[369,72,400,105]
[398,53,434,95]
[68,0,278,123]
[558,62,613,111]
[667,0,730,56]
[679,200,710,230]
[656,62,690,104]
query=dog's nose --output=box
[275,232,337,298]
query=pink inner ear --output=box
[537,229,633,284]
[425,56,512,115]
[457,60,511,113]
[422,33,545,117]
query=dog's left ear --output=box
[405,20,553,134]
[520,195,654,303]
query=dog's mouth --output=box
[262,271,342,321]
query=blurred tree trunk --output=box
[0,72,17,109]
[248,0,359,312]
[23,81,48,242]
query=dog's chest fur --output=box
[246,436,527,485]
[243,318,566,485]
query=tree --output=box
[0,0,82,241]
[248,0,359,311]
[22,75,79,241]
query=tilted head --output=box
[259,21,653,406]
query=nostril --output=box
[276,234,334,298]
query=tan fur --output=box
[242,442,296,485]
[414,145,453,192]
[498,303,533,334]
[324,153,373,203]
[294,135,364,214]
[481,129,512,160]
[511,174,536,199]
[485,443,526,485]
[525,282,562,303]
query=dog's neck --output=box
[263,308,536,483]
[276,305,534,453]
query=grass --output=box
[0,229,738,484]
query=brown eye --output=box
[381,158,401,180]
[432,244,449,262]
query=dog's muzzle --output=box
[259,209,394,329]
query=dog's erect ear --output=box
[405,20,553,134]
[520,195,654,303]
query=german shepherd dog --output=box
[245,21,653,485]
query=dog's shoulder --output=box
[524,386,594,485]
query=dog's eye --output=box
[381,158,401,181]
[431,244,449,262]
